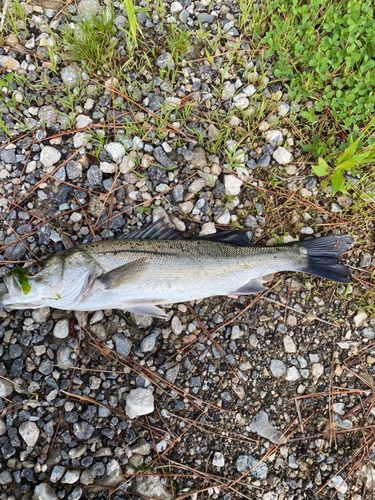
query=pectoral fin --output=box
[98,258,149,289]
[125,305,168,319]
[229,279,268,296]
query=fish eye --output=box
[27,263,42,276]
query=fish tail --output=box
[296,235,353,284]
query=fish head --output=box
[0,249,100,310]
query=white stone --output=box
[100,162,116,174]
[208,124,220,141]
[75,114,93,129]
[311,363,324,380]
[283,335,296,353]
[170,1,183,14]
[161,141,172,153]
[0,55,20,70]
[278,103,290,116]
[265,130,283,146]
[179,201,193,214]
[258,121,269,132]
[329,475,348,494]
[33,483,58,500]
[40,146,61,167]
[234,96,250,109]
[199,223,216,237]
[125,388,154,419]
[273,147,292,165]
[135,475,172,500]
[119,156,136,174]
[353,311,368,328]
[231,326,243,340]
[216,210,231,225]
[53,319,69,339]
[61,470,80,484]
[243,84,256,96]
[171,217,186,232]
[32,307,50,324]
[156,183,169,193]
[171,316,183,334]
[0,379,14,398]
[60,65,79,86]
[230,115,241,126]
[0,419,6,436]
[284,367,300,381]
[105,142,125,163]
[188,179,206,193]
[212,452,225,467]
[73,132,91,148]
[19,421,40,447]
[224,175,243,195]
[78,0,100,17]
[222,81,235,100]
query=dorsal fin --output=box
[119,219,183,240]
[201,230,252,247]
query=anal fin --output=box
[229,279,268,296]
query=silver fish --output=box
[0,220,353,318]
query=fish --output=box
[0,220,353,318]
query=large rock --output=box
[19,421,40,447]
[77,0,100,17]
[250,410,282,443]
[224,175,242,196]
[33,483,58,500]
[135,475,172,500]
[125,388,154,419]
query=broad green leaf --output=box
[331,170,346,196]
[336,160,355,170]
[312,157,330,177]
[337,139,361,164]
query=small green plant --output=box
[5,0,29,37]
[303,136,327,157]
[312,120,375,195]
[0,117,11,138]
[59,7,117,72]
[0,74,13,101]
[163,23,191,63]
[238,0,253,30]
[119,0,149,48]
[155,0,165,23]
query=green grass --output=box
[3,0,30,38]
[256,0,375,130]
[58,6,118,72]
[118,0,149,48]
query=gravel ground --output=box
[0,1,374,499]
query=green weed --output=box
[119,0,149,48]
[58,7,117,72]
[312,119,375,195]
[4,0,29,37]
[163,23,191,64]
[261,0,375,129]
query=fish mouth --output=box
[0,276,43,310]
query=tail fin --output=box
[296,235,353,284]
